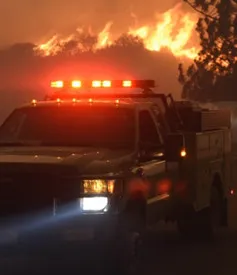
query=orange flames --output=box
[34,3,199,60]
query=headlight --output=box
[82,179,115,194]
[80,196,108,212]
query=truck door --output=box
[137,110,169,224]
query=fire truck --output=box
[0,79,231,274]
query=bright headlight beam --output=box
[80,196,108,212]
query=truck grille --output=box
[0,172,80,217]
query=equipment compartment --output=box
[176,105,231,132]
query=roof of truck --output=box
[19,97,157,110]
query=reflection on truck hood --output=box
[0,146,136,175]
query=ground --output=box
[1,193,237,275]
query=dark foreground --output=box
[1,195,237,275]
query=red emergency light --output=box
[51,80,64,88]
[71,80,82,88]
[50,79,155,89]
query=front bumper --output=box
[0,211,119,248]
[54,212,118,239]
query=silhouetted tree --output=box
[179,0,237,101]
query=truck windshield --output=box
[0,105,136,149]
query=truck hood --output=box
[0,146,136,175]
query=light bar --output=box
[50,79,155,89]
[72,80,82,88]
[92,80,101,87]
[51,80,64,88]
[91,80,112,88]
[103,80,112,87]
[123,80,132,87]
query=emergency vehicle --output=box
[0,79,232,274]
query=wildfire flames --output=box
[34,3,199,60]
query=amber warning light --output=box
[180,148,187,158]
[50,79,155,89]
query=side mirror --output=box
[138,142,164,161]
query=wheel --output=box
[209,185,223,231]
[220,198,228,226]
[177,185,223,241]
[113,230,143,275]
[101,209,145,275]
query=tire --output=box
[111,231,143,275]
[101,209,145,275]
[220,198,228,227]
[177,185,223,241]
[210,185,223,229]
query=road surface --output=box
[1,194,237,275]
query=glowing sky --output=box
[0,0,181,45]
